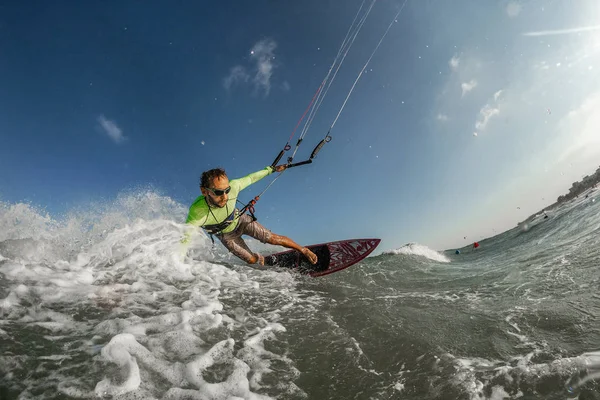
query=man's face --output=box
[201,175,230,208]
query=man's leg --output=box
[265,233,318,264]
[236,214,318,265]
[218,232,264,265]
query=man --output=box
[185,165,318,266]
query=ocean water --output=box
[1,190,600,400]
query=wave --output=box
[384,242,450,263]
[0,190,308,398]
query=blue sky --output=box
[1,0,600,251]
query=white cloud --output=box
[472,88,504,132]
[461,79,477,96]
[449,55,460,71]
[223,39,279,96]
[523,25,600,37]
[97,115,126,144]
[506,2,522,18]
[475,104,500,131]
[436,113,449,121]
[223,65,250,91]
[250,39,277,95]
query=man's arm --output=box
[186,212,208,227]
[232,166,274,192]
[181,205,209,245]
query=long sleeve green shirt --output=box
[185,166,273,234]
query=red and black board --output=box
[264,238,381,277]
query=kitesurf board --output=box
[264,238,381,277]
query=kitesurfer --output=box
[185,166,318,266]
[473,242,480,249]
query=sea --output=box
[1,188,600,400]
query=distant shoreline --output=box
[521,166,600,224]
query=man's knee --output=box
[268,233,286,245]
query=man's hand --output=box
[273,164,287,173]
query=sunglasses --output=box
[206,186,231,196]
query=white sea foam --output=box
[384,242,450,263]
[442,349,600,400]
[0,194,305,399]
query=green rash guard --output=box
[186,166,274,234]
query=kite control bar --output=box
[270,144,291,168]
[286,159,313,168]
[241,136,331,220]
[271,135,332,170]
[243,135,331,220]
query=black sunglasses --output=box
[207,186,231,196]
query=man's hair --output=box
[200,168,227,188]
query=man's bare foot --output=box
[300,247,318,264]
[255,253,265,266]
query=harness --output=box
[203,208,237,235]
[201,198,246,245]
